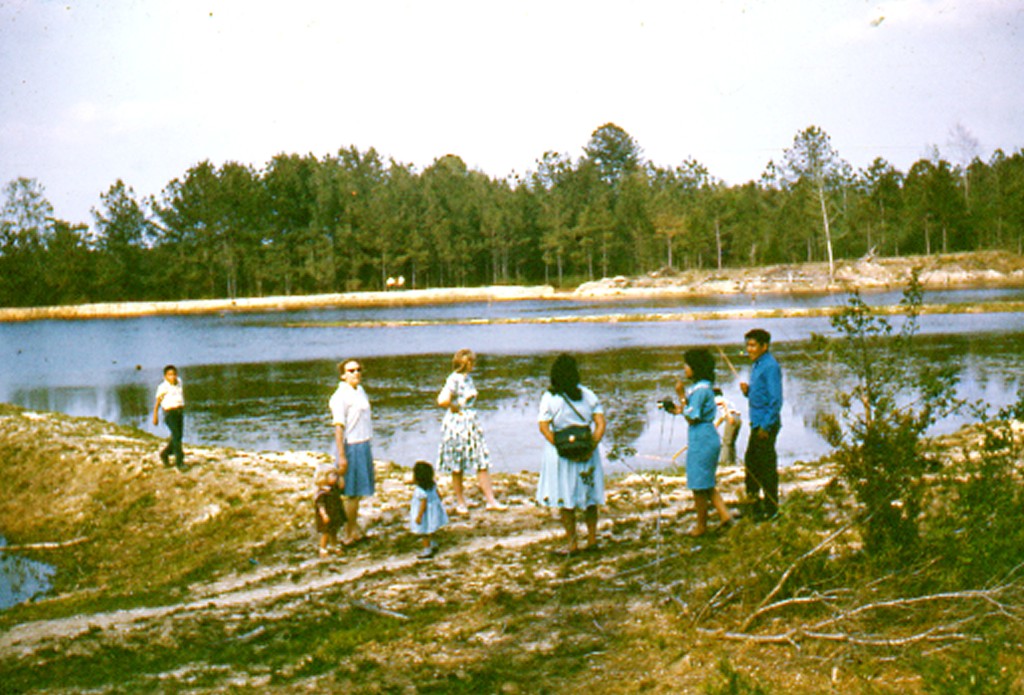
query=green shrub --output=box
[813,273,961,557]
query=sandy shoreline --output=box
[2,251,1023,322]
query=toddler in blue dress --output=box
[410,461,449,559]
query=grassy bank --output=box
[1,404,1023,692]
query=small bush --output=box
[812,273,961,557]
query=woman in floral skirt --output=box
[436,349,505,514]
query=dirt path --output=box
[0,463,830,659]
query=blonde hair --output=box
[337,359,361,377]
[452,348,476,373]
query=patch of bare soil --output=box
[575,251,1024,298]
[2,404,1021,693]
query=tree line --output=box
[2,123,1023,307]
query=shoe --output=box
[319,548,329,558]
[160,451,171,466]
[485,502,507,511]
[417,547,435,559]
[454,504,469,516]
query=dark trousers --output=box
[162,408,185,466]
[744,424,779,516]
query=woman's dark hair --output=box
[413,460,435,491]
[684,348,716,384]
[549,353,583,401]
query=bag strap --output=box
[558,392,591,426]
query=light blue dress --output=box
[409,486,449,535]
[437,372,491,474]
[684,381,721,491]
[535,387,605,510]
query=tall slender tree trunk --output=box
[818,182,834,280]
[714,219,722,271]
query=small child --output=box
[713,387,743,467]
[409,461,449,559]
[315,468,346,557]
[152,364,185,469]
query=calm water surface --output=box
[0,536,55,610]
[2,288,1023,474]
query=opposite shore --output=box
[2,251,1023,322]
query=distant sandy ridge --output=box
[3,251,1023,322]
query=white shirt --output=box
[156,379,184,411]
[715,394,741,418]
[329,382,373,443]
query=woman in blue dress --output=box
[536,354,607,555]
[668,348,732,537]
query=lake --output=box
[0,536,55,610]
[2,287,1023,475]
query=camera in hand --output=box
[658,397,676,412]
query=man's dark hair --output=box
[744,328,772,347]
[163,364,177,375]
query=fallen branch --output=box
[808,584,1023,632]
[801,628,982,647]
[740,591,846,629]
[690,582,736,627]
[698,627,798,645]
[349,599,409,621]
[0,536,89,552]
[741,522,854,631]
[699,624,982,648]
[692,548,783,627]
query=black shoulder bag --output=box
[552,393,595,463]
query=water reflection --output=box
[2,289,1023,474]
[7,336,1016,475]
[12,383,150,424]
[0,536,55,610]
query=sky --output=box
[1,0,1023,226]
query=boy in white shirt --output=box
[152,365,185,469]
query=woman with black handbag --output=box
[536,354,607,556]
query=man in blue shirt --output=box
[740,328,783,519]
